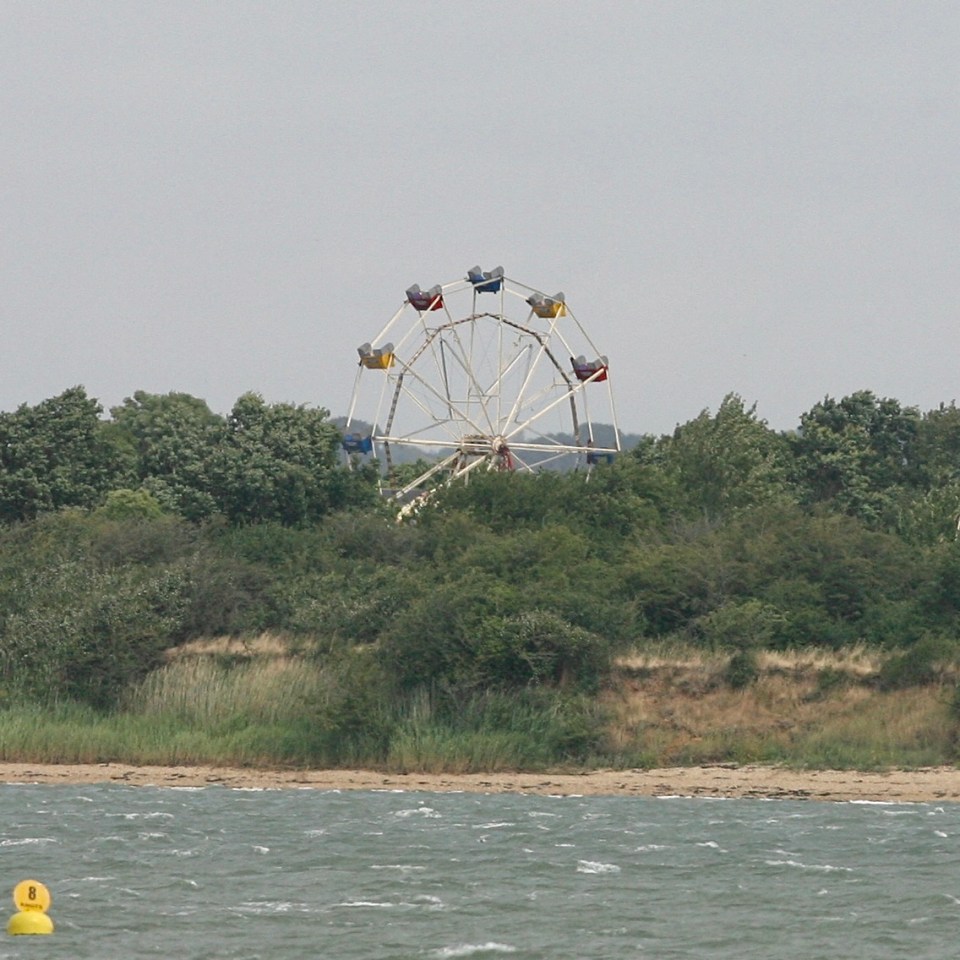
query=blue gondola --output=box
[342,433,374,455]
[466,265,504,293]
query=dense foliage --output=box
[2,386,960,765]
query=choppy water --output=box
[0,783,958,958]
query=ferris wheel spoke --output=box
[502,382,583,445]
[389,359,489,439]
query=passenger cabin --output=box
[357,342,395,369]
[587,450,615,466]
[571,355,609,382]
[466,265,504,293]
[526,291,567,318]
[341,433,374,454]
[406,283,444,311]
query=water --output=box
[0,784,958,959]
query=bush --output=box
[0,563,187,708]
[724,649,759,689]
[878,634,958,690]
[472,611,610,692]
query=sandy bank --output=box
[1,762,959,803]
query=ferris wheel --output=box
[342,266,621,501]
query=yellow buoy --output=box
[7,880,53,935]
[7,911,53,935]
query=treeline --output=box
[0,387,375,526]
[2,386,960,765]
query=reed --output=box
[125,654,328,726]
[0,699,320,766]
[382,689,603,773]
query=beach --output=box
[1,762,959,803]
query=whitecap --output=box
[846,800,916,808]
[336,900,396,908]
[431,943,516,957]
[252,845,270,854]
[577,860,621,874]
[0,837,57,846]
[765,859,852,872]
[394,807,441,818]
[237,900,301,914]
[474,822,515,829]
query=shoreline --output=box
[1,762,959,803]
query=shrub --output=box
[724,649,759,689]
[471,611,610,692]
[878,634,958,690]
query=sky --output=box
[2,1,957,437]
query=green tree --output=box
[109,391,224,521]
[789,390,922,526]
[209,393,348,525]
[637,394,795,522]
[0,387,131,523]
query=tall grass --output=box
[0,655,608,772]
[0,699,322,767]
[385,689,603,773]
[125,655,327,726]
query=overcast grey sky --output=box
[2,1,956,436]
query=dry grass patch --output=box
[615,643,882,680]
[758,644,882,680]
[605,644,958,768]
[165,632,291,660]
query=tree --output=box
[209,393,347,525]
[109,391,224,521]
[636,394,795,521]
[789,390,921,526]
[0,387,130,523]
